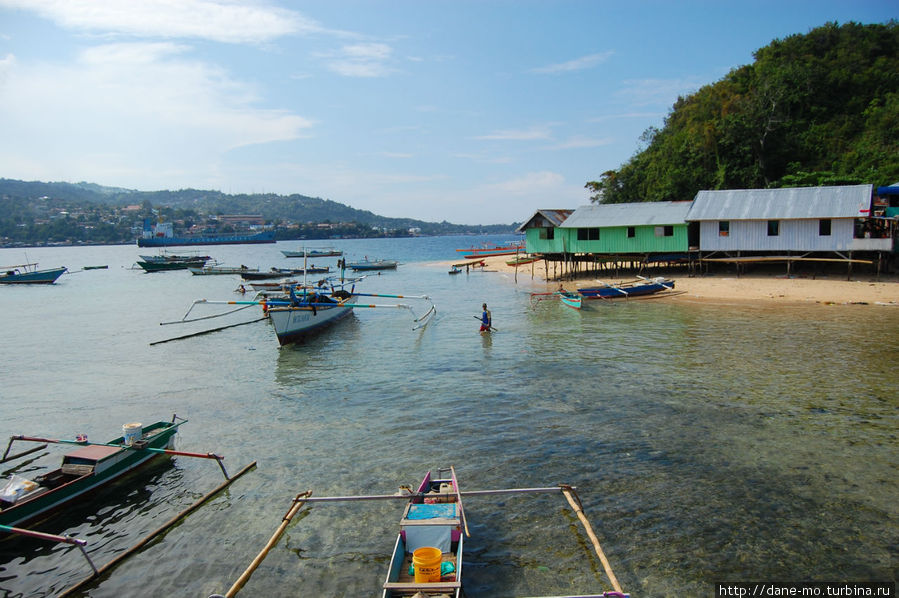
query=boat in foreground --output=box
[0,419,182,527]
[383,469,463,598]
[0,263,67,284]
[578,277,675,299]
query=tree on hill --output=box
[586,20,899,204]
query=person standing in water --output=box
[479,303,492,333]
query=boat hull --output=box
[267,298,356,345]
[382,470,463,598]
[559,292,582,309]
[348,261,397,271]
[578,279,675,299]
[0,421,179,528]
[0,267,67,284]
[137,231,275,247]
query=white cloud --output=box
[475,125,554,141]
[0,0,318,44]
[532,51,614,74]
[318,42,395,77]
[0,41,314,186]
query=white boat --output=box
[281,247,343,258]
[188,265,258,276]
[266,291,357,345]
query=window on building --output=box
[655,225,674,237]
[627,226,636,238]
[767,220,779,236]
[539,227,555,240]
[577,228,599,241]
[819,219,832,236]
[718,221,729,237]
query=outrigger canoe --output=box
[383,469,463,597]
[559,291,583,309]
[0,419,182,527]
[578,277,675,299]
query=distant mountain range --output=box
[0,178,518,238]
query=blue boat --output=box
[0,263,67,284]
[578,277,674,299]
[137,220,275,247]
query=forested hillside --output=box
[586,21,899,203]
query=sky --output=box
[0,1,895,225]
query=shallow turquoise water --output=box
[0,237,896,597]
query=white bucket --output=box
[123,422,143,446]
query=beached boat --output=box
[382,469,463,598]
[348,258,398,271]
[506,254,541,266]
[559,291,583,309]
[0,263,67,284]
[578,277,675,299]
[0,420,182,527]
[281,248,343,258]
[457,241,525,259]
[189,265,258,276]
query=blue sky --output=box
[0,1,894,224]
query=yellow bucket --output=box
[412,546,442,583]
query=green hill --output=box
[587,20,899,203]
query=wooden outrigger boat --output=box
[208,467,629,598]
[161,276,436,346]
[506,254,541,266]
[559,291,583,310]
[348,258,398,271]
[0,419,184,527]
[0,263,67,284]
[578,277,675,299]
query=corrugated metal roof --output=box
[559,201,693,228]
[515,209,573,232]
[686,185,873,221]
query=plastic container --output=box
[122,423,143,446]
[412,546,442,583]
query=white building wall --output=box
[698,218,856,251]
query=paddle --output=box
[472,315,497,331]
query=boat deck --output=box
[383,550,460,596]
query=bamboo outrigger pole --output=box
[560,485,624,595]
[213,491,313,598]
[0,524,97,576]
[59,460,257,598]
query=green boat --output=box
[0,419,183,527]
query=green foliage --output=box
[587,21,899,204]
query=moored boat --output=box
[281,247,343,258]
[578,277,675,299]
[189,265,258,276]
[559,291,583,309]
[0,419,182,527]
[382,469,463,598]
[0,263,67,284]
[348,258,398,271]
[267,289,358,345]
[137,258,208,272]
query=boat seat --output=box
[61,463,94,476]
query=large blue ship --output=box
[137,220,276,247]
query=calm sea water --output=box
[0,236,896,597]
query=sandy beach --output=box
[448,256,899,306]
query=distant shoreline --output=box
[436,255,899,306]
